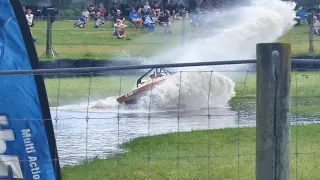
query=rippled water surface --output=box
[51,98,320,166]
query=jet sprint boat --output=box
[116,68,173,104]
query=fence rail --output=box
[1,58,320,75]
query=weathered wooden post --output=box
[256,43,291,180]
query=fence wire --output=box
[2,62,320,179]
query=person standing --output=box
[26,9,39,44]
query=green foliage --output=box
[58,8,83,19]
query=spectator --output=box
[153,0,162,12]
[98,3,107,17]
[158,12,172,34]
[154,4,161,17]
[74,16,86,28]
[25,9,39,44]
[88,4,96,19]
[82,8,90,21]
[129,7,143,28]
[113,9,125,23]
[94,12,104,28]
[134,0,143,11]
[143,11,156,34]
[164,0,174,16]
[113,19,127,39]
[26,9,34,27]
[96,3,106,26]
[143,1,151,12]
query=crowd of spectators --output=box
[23,0,226,42]
[74,1,190,39]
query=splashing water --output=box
[60,0,296,112]
[151,0,296,65]
[135,72,236,109]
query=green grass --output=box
[32,20,320,60]
[234,71,320,99]
[45,75,138,106]
[32,20,184,60]
[61,124,320,180]
[277,24,320,56]
[231,71,320,114]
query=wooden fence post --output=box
[309,10,315,53]
[256,43,291,180]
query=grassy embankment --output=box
[32,20,185,60]
[61,125,320,180]
[32,20,320,60]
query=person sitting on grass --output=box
[88,4,96,20]
[129,7,143,28]
[97,3,106,26]
[94,12,105,28]
[74,16,86,28]
[113,19,127,39]
[158,12,172,34]
[143,11,156,34]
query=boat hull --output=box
[116,76,170,104]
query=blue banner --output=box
[0,0,60,179]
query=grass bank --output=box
[32,20,183,60]
[234,71,320,99]
[231,70,320,113]
[45,75,138,106]
[61,124,320,180]
[32,20,320,60]
[277,24,320,55]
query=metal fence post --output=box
[256,43,291,180]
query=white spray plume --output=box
[135,71,236,109]
[150,0,296,68]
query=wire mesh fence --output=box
[2,59,320,179]
[44,67,256,180]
